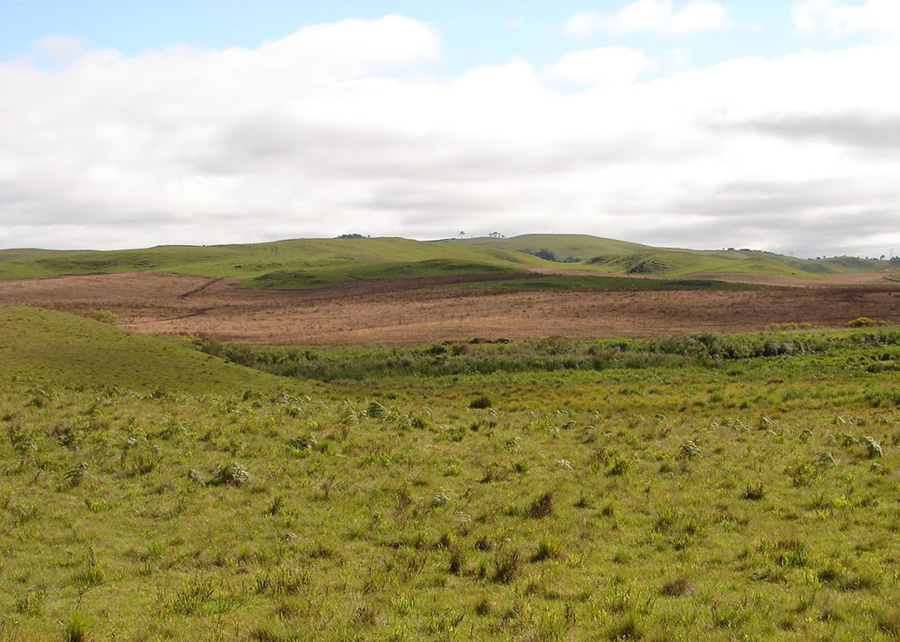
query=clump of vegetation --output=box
[492,548,522,584]
[740,481,766,501]
[469,394,493,409]
[660,576,697,596]
[526,491,555,519]
[288,434,317,451]
[366,401,388,418]
[679,440,702,459]
[209,462,251,487]
[88,308,120,325]
[863,436,883,458]
[845,317,877,327]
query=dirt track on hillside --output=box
[1,272,898,345]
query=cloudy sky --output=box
[1,0,899,257]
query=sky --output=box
[1,1,899,258]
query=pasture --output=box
[3,304,900,640]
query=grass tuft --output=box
[526,491,555,519]
[660,576,696,596]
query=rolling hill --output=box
[0,237,540,287]
[0,305,295,393]
[449,233,651,261]
[0,234,895,288]
[454,235,896,279]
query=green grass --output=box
[0,306,295,395]
[249,258,526,290]
[4,310,900,639]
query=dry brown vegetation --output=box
[1,271,898,345]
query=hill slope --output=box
[0,237,541,287]
[462,235,896,279]
[448,233,650,260]
[1,235,895,287]
[0,305,293,393]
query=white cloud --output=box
[32,34,85,59]
[563,0,731,36]
[0,16,898,257]
[256,14,441,77]
[793,0,900,39]
[22,35,86,70]
[544,47,651,86]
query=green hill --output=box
[585,249,808,278]
[1,235,895,288]
[449,233,650,261]
[0,237,541,287]
[0,305,293,394]
[463,235,896,279]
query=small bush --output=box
[264,495,284,516]
[679,440,702,459]
[63,462,89,488]
[209,462,251,487]
[607,457,631,477]
[88,309,120,325]
[288,434,317,451]
[469,394,493,409]
[366,401,388,418]
[863,436,883,458]
[740,482,765,501]
[846,317,879,327]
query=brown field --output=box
[1,271,898,345]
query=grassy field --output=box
[3,305,900,640]
[1,235,895,289]
[249,258,526,290]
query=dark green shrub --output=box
[469,394,493,409]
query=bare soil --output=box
[1,271,898,345]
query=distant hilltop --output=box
[1,233,897,288]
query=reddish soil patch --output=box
[1,272,898,345]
